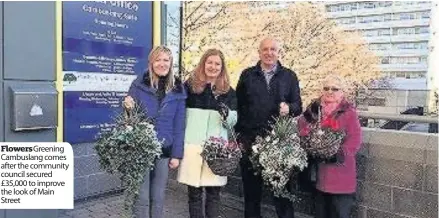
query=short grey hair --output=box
[321,73,347,92]
[258,37,281,52]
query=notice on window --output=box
[0,143,73,209]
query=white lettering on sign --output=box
[29,104,43,117]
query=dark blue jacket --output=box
[235,61,302,143]
[127,73,187,159]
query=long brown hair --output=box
[187,49,230,95]
[147,46,174,92]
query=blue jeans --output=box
[133,158,169,218]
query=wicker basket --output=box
[301,128,344,160]
[204,155,240,177]
[301,106,345,160]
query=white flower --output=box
[252,145,259,153]
[126,125,133,131]
[265,136,271,142]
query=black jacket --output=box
[184,81,237,111]
[235,61,302,140]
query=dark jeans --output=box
[188,186,221,218]
[133,158,169,218]
[240,153,295,218]
[315,190,356,218]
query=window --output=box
[417,27,430,34]
[394,43,415,50]
[394,42,429,50]
[386,72,396,78]
[370,43,391,51]
[396,72,406,78]
[378,29,391,36]
[379,1,393,7]
[383,14,392,21]
[419,42,428,49]
[399,13,416,20]
[345,17,356,24]
[364,2,376,9]
[390,57,421,64]
[395,27,416,35]
[363,30,377,37]
[420,11,430,19]
[358,15,385,23]
[351,3,358,10]
[341,4,351,11]
[402,72,426,79]
[330,5,341,12]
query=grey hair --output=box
[321,73,347,92]
[258,37,281,52]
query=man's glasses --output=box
[323,87,340,92]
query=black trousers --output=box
[240,153,295,218]
[314,190,356,218]
[188,185,221,218]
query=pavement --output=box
[57,181,283,218]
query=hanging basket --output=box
[204,155,241,177]
[301,106,346,160]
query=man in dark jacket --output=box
[235,38,302,218]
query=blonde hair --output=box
[187,49,231,95]
[147,46,175,92]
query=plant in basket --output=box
[300,108,346,162]
[200,136,242,176]
[250,116,308,201]
[94,104,163,218]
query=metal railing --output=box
[358,111,438,124]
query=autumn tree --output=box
[181,1,238,77]
[182,1,383,105]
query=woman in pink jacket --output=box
[298,74,362,218]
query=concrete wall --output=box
[216,128,438,218]
[353,129,437,218]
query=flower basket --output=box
[200,111,242,177]
[94,105,163,218]
[201,137,242,177]
[301,127,345,160]
[250,116,308,201]
[300,108,346,161]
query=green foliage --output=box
[95,105,163,217]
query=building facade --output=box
[325,1,432,81]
